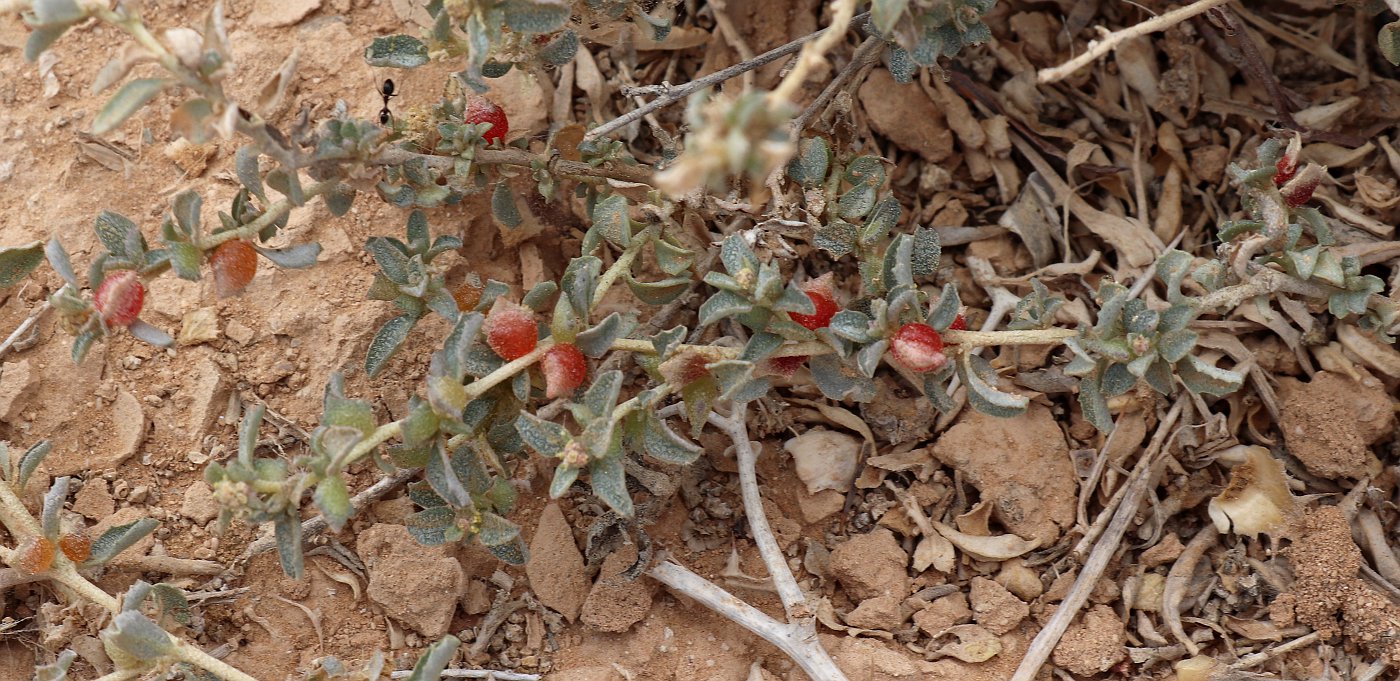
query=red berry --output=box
[789,291,837,330]
[484,298,537,361]
[16,536,55,574]
[464,95,509,146]
[541,343,588,399]
[890,323,947,373]
[1274,157,1296,186]
[766,355,807,376]
[949,314,967,331]
[93,270,145,328]
[209,239,258,297]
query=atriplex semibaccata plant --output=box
[5,0,1400,680]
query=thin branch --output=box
[585,12,872,140]
[1010,396,1188,681]
[0,301,49,359]
[374,147,654,185]
[1037,0,1232,84]
[790,36,883,136]
[390,670,540,680]
[770,0,862,104]
[647,561,849,681]
[707,407,807,618]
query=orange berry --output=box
[59,529,91,563]
[453,279,484,311]
[16,536,56,574]
[209,239,258,297]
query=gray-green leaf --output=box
[92,79,166,135]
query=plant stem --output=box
[586,12,872,141]
[375,148,654,185]
[590,241,645,315]
[199,180,340,250]
[1037,0,1231,83]
[647,561,848,681]
[770,0,862,104]
[91,670,142,681]
[170,637,263,681]
[706,408,808,618]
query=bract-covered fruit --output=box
[890,323,947,373]
[485,298,537,361]
[94,270,145,327]
[210,239,258,297]
[541,343,588,398]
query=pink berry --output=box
[484,298,537,361]
[464,95,509,146]
[789,274,838,330]
[93,270,145,328]
[541,343,588,399]
[890,323,947,373]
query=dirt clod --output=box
[179,481,219,525]
[859,69,954,163]
[968,576,1028,635]
[1277,372,1392,479]
[1051,604,1126,676]
[914,593,973,636]
[581,543,653,633]
[526,502,590,623]
[930,404,1076,547]
[358,523,466,637]
[830,528,909,602]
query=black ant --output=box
[378,78,397,126]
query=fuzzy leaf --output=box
[33,650,76,681]
[45,238,77,286]
[0,241,44,288]
[911,226,940,277]
[549,463,581,498]
[814,219,857,258]
[871,0,910,34]
[786,137,830,188]
[928,283,961,330]
[592,193,631,248]
[41,476,68,540]
[1101,362,1136,397]
[521,280,558,312]
[576,312,637,358]
[501,0,571,33]
[626,273,691,305]
[476,512,520,546]
[561,256,601,316]
[643,415,702,465]
[859,196,901,247]
[314,477,352,532]
[829,310,874,343]
[583,370,624,417]
[128,321,174,348]
[95,211,141,258]
[364,34,429,68]
[589,455,633,517]
[1177,355,1244,396]
[32,0,85,25]
[652,238,695,276]
[1155,249,1193,303]
[168,242,202,281]
[808,353,876,402]
[255,243,321,269]
[1381,20,1400,66]
[405,507,454,545]
[491,182,523,229]
[486,536,528,564]
[235,146,266,202]
[719,234,759,277]
[365,237,412,285]
[1078,372,1113,432]
[515,413,570,456]
[404,635,461,681]
[86,518,158,566]
[960,353,1028,417]
[104,611,174,661]
[365,314,417,378]
[238,403,264,467]
[1157,328,1198,363]
[172,190,202,237]
[92,79,166,135]
[698,290,752,328]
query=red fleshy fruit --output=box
[464,95,509,146]
[484,298,537,361]
[789,290,837,330]
[210,239,258,297]
[1274,156,1296,186]
[1282,174,1320,208]
[890,323,947,373]
[542,343,588,399]
[949,314,967,331]
[767,355,808,377]
[94,270,145,328]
